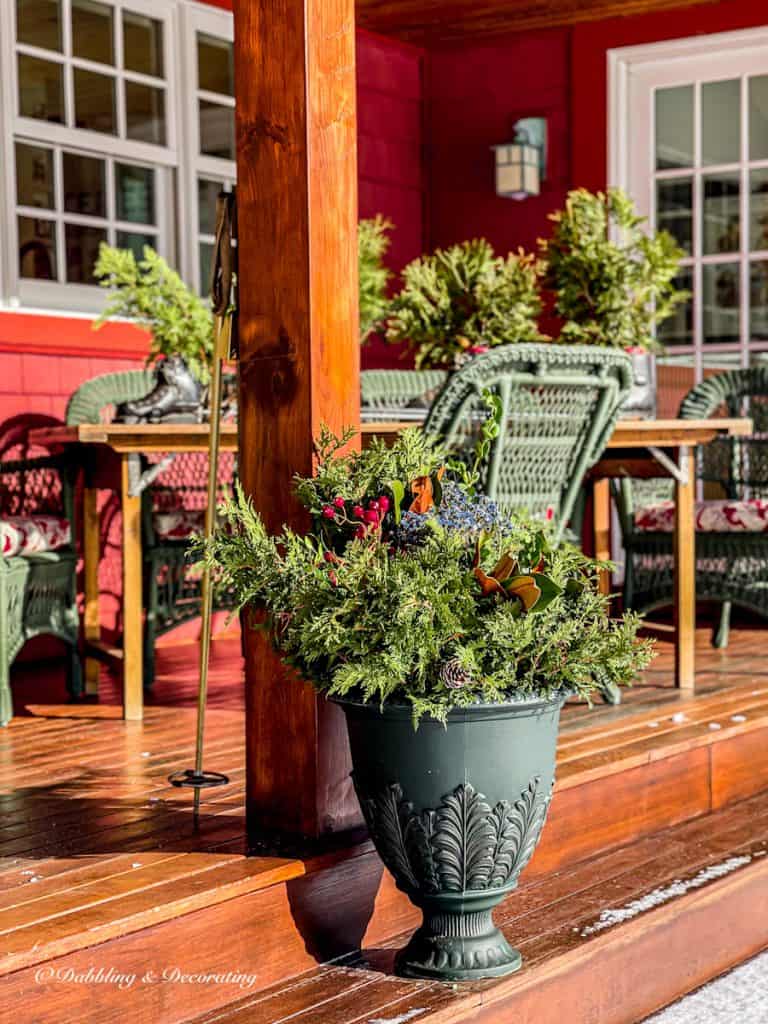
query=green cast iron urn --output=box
[335,692,565,983]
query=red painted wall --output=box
[426,0,767,258]
[426,28,571,257]
[0,25,425,420]
[571,0,768,192]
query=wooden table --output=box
[31,418,751,718]
[30,424,240,721]
[362,418,753,693]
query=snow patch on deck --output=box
[580,855,752,937]
[367,1010,427,1024]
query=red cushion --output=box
[1,516,71,557]
[153,509,205,541]
[635,498,768,533]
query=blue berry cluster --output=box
[395,482,511,547]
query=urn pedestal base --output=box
[396,902,521,981]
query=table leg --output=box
[592,478,612,597]
[121,456,143,720]
[673,445,696,692]
[83,485,101,696]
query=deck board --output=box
[2,626,768,1019]
[189,790,768,1024]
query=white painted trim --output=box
[608,26,768,383]
[0,0,235,311]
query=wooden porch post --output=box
[233,0,361,838]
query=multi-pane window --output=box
[654,75,768,363]
[184,8,236,294]
[0,0,235,311]
[615,31,768,382]
[15,141,160,283]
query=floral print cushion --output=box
[153,509,205,540]
[635,498,768,533]
[0,516,71,558]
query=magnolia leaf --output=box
[410,475,436,514]
[388,479,405,524]
[490,552,518,583]
[565,577,587,596]
[530,573,564,613]
[504,575,541,611]
[473,567,507,599]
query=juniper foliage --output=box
[541,188,688,352]
[358,216,393,343]
[94,244,214,383]
[385,240,545,369]
[203,429,653,724]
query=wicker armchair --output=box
[361,369,449,420]
[422,345,634,545]
[616,366,768,647]
[66,369,237,689]
[0,452,81,725]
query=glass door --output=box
[614,32,768,385]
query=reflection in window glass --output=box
[658,267,693,347]
[751,262,768,341]
[702,80,740,166]
[18,216,57,280]
[199,242,214,296]
[18,55,64,123]
[123,11,164,78]
[115,164,155,224]
[199,101,235,160]
[74,68,116,134]
[16,0,62,52]
[197,33,233,96]
[751,170,768,253]
[655,85,693,170]
[63,152,106,217]
[198,178,224,235]
[703,173,740,255]
[117,230,156,261]
[703,263,740,344]
[15,143,55,209]
[656,178,692,255]
[749,76,768,162]
[125,82,166,145]
[72,0,114,66]
[65,223,107,283]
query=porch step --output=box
[186,788,768,1024]
[3,685,768,1022]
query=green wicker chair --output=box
[66,369,237,689]
[422,344,634,545]
[0,453,82,725]
[616,366,768,648]
[361,369,449,420]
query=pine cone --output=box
[440,657,472,690]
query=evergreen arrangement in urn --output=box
[203,424,652,724]
[94,244,215,383]
[385,240,545,370]
[540,187,688,352]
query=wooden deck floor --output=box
[3,626,768,1020]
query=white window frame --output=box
[0,0,235,316]
[179,1,236,294]
[609,27,768,383]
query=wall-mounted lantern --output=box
[492,117,547,200]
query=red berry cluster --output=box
[319,494,392,540]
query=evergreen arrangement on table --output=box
[94,244,215,383]
[203,423,652,724]
[540,187,688,351]
[358,216,393,343]
[385,240,545,370]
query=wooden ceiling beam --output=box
[356,0,720,44]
